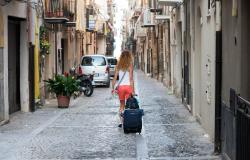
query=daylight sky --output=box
[113,0,128,58]
[95,0,128,58]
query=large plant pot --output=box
[57,95,70,108]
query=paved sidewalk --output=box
[136,71,219,159]
[0,70,220,160]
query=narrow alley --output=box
[1,0,250,160]
[0,71,219,160]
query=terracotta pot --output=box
[57,95,70,108]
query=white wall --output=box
[168,0,216,140]
[170,7,183,98]
[191,0,216,140]
[20,21,29,112]
[0,15,4,119]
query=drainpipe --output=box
[34,15,40,100]
[27,0,36,112]
[214,0,222,153]
[55,29,58,74]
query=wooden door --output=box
[8,19,20,114]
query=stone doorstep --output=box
[43,97,79,108]
[44,98,58,108]
[0,119,9,126]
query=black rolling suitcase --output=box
[123,109,144,134]
[123,95,144,134]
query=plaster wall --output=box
[20,21,29,112]
[1,1,29,121]
[170,7,183,98]
[97,35,106,55]
[191,0,216,140]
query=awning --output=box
[158,0,183,6]
[44,17,69,24]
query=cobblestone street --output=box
[0,71,220,160]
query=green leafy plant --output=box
[40,26,50,55]
[44,74,80,97]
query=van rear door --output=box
[81,56,107,76]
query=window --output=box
[82,56,106,66]
[107,58,117,65]
[208,0,215,14]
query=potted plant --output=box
[44,74,80,108]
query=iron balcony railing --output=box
[44,0,76,22]
[236,95,250,160]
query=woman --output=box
[112,50,135,128]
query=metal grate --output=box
[236,96,250,160]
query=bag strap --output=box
[116,71,127,89]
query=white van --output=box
[106,57,117,78]
[79,55,110,87]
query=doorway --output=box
[61,39,65,73]
[8,18,21,114]
[182,0,192,108]
[147,48,152,74]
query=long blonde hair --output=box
[117,50,133,71]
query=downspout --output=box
[27,0,35,112]
[55,27,58,74]
[214,0,222,153]
[34,15,40,100]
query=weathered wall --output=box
[240,0,250,100]
[190,0,216,140]
[221,0,241,106]
[163,21,171,88]
[45,32,56,80]
[0,7,4,121]
[97,35,106,54]
[221,0,250,103]
[1,1,28,121]
[20,21,29,112]
[170,7,183,97]
[0,47,4,121]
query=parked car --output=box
[78,55,110,88]
[106,57,117,78]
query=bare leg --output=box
[119,100,125,124]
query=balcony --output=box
[158,0,183,6]
[44,0,76,25]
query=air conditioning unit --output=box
[158,0,183,6]
[141,8,155,27]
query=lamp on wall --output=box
[232,0,238,17]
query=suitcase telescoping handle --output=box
[130,93,138,98]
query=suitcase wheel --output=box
[124,129,129,134]
[138,129,141,134]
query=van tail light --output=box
[78,66,83,75]
[89,74,94,81]
[106,66,110,73]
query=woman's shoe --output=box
[119,112,124,117]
